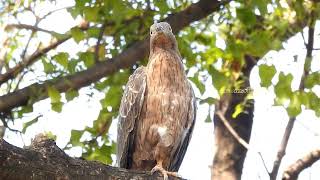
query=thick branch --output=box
[282,149,320,180]
[0,0,229,112]
[0,137,183,180]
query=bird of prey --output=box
[117,22,196,179]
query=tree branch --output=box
[5,24,64,36]
[282,149,320,180]
[94,22,107,63]
[215,110,270,175]
[0,36,70,86]
[0,0,230,112]
[270,12,316,180]
[270,117,296,180]
[0,136,184,180]
[215,111,249,149]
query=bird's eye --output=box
[150,31,153,35]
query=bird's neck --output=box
[146,48,186,91]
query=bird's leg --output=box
[151,160,180,180]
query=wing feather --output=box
[169,82,197,171]
[116,66,147,168]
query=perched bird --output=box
[117,22,196,179]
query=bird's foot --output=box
[151,165,181,180]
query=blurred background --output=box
[0,0,320,179]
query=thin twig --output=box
[258,152,271,176]
[215,111,249,149]
[21,31,36,59]
[215,110,270,175]
[0,118,22,134]
[300,31,308,48]
[5,24,63,36]
[94,22,107,63]
[12,70,28,92]
[39,6,73,21]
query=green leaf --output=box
[18,105,33,116]
[53,52,69,69]
[259,64,276,87]
[304,92,320,116]
[44,131,57,141]
[79,52,95,68]
[248,31,272,56]
[47,86,61,103]
[305,72,320,89]
[205,114,212,123]
[274,72,293,104]
[232,104,244,118]
[70,129,83,146]
[67,59,78,74]
[42,59,55,73]
[100,86,122,108]
[87,27,100,38]
[71,27,85,43]
[190,73,205,94]
[47,86,63,112]
[208,67,229,96]
[200,97,217,105]
[236,8,256,26]
[83,7,99,22]
[154,0,170,13]
[253,0,268,15]
[22,116,39,133]
[47,87,61,104]
[65,90,79,101]
[286,91,301,117]
[51,102,63,113]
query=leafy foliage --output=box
[0,0,319,166]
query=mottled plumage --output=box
[117,22,196,179]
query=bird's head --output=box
[150,22,177,52]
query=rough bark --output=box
[0,135,184,180]
[0,0,230,112]
[282,149,320,180]
[211,55,255,180]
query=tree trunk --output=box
[211,56,256,180]
[0,135,184,180]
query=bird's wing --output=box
[169,81,197,171]
[116,66,147,168]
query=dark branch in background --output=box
[0,0,230,112]
[269,12,315,180]
[94,22,107,63]
[0,137,184,180]
[282,149,320,180]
